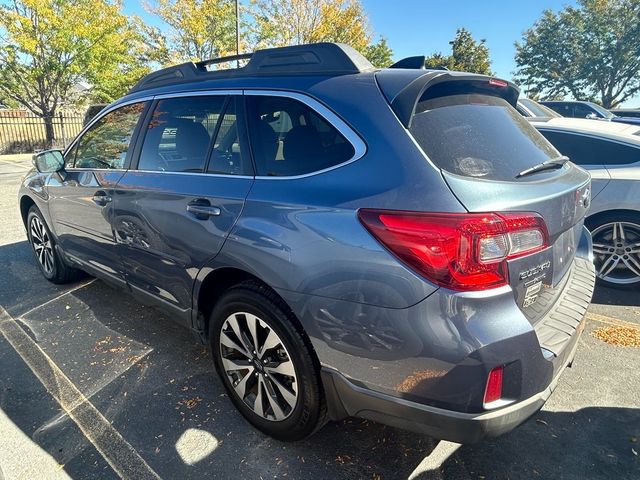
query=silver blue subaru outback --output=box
[19,43,595,442]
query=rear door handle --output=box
[92,191,112,206]
[187,200,221,219]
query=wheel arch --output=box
[585,208,640,229]
[193,267,318,364]
[19,195,36,229]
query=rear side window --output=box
[409,94,559,180]
[246,95,355,177]
[72,103,146,169]
[138,95,251,175]
[539,130,640,166]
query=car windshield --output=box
[409,94,559,181]
[520,98,561,118]
[588,102,616,119]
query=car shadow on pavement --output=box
[1,240,638,479]
[592,283,640,307]
[426,406,640,480]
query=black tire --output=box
[209,281,326,441]
[26,206,83,284]
[586,211,640,289]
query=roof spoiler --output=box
[129,43,374,94]
[377,70,520,128]
[389,56,426,70]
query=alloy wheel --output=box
[219,312,298,421]
[591,221,640,285]
[30,215,54,275]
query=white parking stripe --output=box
[0,306,160,480]
[18,278,96,318]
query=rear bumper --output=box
[322,320,582,444]
[320,253,595,444]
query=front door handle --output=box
[187,200,221,219]
[92,191,112,206]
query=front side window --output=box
[539,130,640,166]
[246,95,355,177]
[73,103,146,169]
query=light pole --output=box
[235,0,240,67]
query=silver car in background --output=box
[531,117,640,287]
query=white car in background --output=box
[529,117,640,288]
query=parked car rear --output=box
[19,43,595,443]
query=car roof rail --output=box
[129,42,375,94]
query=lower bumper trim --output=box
[321,330,581,444]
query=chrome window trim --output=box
[244,89,367,180]
[130,169,254,179]
[66,88,368,179]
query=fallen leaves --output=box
[591,325,640,347]
[178,396,203,409]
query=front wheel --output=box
[209,281,326,440]
[27,206,82,284]
[587,212,640,288]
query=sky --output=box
[125,0,639,107]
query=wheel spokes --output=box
[598,255,619,277]
[219,311,298,422]
[623,255,640,277]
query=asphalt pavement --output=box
[0,156,638,479]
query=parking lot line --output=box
[586,311,640,328]
[18,278,96,318]
[0,306,160,480]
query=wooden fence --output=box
[0,110,85,154]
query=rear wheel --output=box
[586,212,640,288]
[27,206,82,284]
[209,281,326,440]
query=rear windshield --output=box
[409,94,560,180]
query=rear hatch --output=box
[377,70,591,324]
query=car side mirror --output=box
[585,113,598,120]
[32,150,65,173]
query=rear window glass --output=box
[409,94,559,180]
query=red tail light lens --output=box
[484,366,504,405]
[358,209,549,291]
[489,78,508,87]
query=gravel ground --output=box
[0,156,638,480]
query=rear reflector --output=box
[358,210,549,291]
[484,366,504,405]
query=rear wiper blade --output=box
[516,156,570,178]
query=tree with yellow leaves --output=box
[250,0,392,67]
[145,0,238,62]
[0,0,149,147]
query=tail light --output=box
[483,365,504,405]
[358,209,549,291]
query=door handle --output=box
[92,191,112,206]
[187,201,221,218]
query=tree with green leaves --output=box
[515,0,640,108]
[0,0,148,147]
[364,37,393,68]
[424,28,492,75]
[144,0,237,62]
